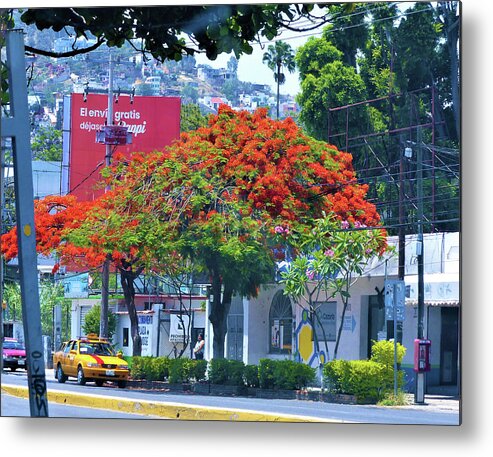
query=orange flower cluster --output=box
[172,105,381,228]
[1,106,383,273]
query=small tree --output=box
[82,304,117,340]
[278,214,388,361]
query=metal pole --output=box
[4,30,49,416]
[100,50,113,338]
[0,109,5,372]
[393,284,398,397]
[415,126,425,404]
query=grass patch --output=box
[377,391,409,406]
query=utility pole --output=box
[2,29,49,416]
[85,50,132,337]
[99,50,114,339]
[415,126,426,404]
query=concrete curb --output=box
[2,384,343,422]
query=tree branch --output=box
[25,37,105,59]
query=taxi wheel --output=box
[57,364,67,383]
[77,366,86,385]
[117,380,127,388]
[95,379,104,387]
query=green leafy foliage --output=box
[271,360,316,390]
[207,358,245,385]
[82,304,117,339]
[323,340,407,403]
[18,5,314,63]
[243,364,259,388]
[168,358,207,383]
[258,358,315,390]
[323,359,385,403]
[131,356,170,381]
[31,126,62,161]
[278,214,388,360]
[258,358,277,389]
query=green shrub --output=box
[370,339,406,367]
[169,358,188,383]
[370,340,407,392]
[323,359,351,393]
[258,358,276,389]
[130,356,170,381]
[148,357,171,381]
[323,341,409,403]
[189,359,207,382]
[324,359,384,402]
[324,359,392,403]
[227,360,246,385]
[208,359,245,385]
[244,364,259,388]
[347,360,385,402]
[258,359,315,390]
[207,359,228,384]
[272,360,316,390]
[130,356,152,380]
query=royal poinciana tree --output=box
[0,194,155,356]
[96,105,383,358]
[1,106,384,359]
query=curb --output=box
[1,384,343,422]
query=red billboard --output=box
[68,93,181,201]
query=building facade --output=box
[66,232,459,394]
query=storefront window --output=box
[269,291,292,354]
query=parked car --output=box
[53,333,129,388]
[2,337,27,371]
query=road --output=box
[1,369,460,424]
[1,391,156,419]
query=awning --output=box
[406,299,460,307]
[405,273,459,305]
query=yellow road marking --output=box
[2,384,346,422]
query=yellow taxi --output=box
[53,334,130,388]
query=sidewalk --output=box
[398,394,460,413]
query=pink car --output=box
[2,338,27,371]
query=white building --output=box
[67,231,459,394]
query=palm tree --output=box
[262,41,296,119]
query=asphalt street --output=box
[1,369,460,424]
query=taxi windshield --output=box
[79,342,116,356]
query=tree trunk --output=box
[119,266,143,356]
[208,270,233,359]
[333,279,351,360]
[276,63,281,119]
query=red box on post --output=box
[414,338,431,372]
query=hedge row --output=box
[130,356,316,390]
[130,340,405,399]
[131,356,207,383]
[208,358,316,390]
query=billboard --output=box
[66,93,181,201]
